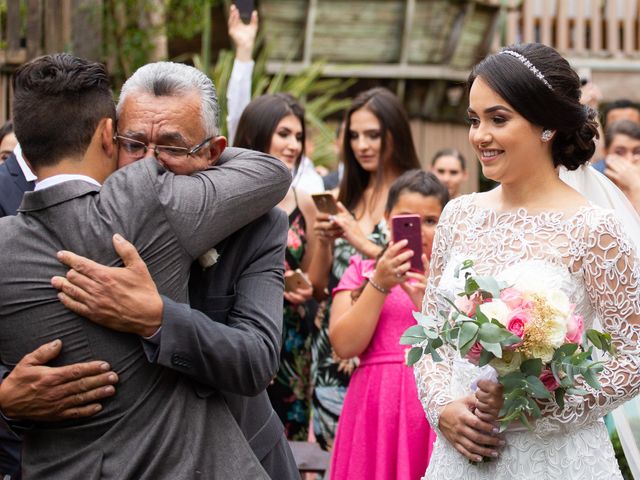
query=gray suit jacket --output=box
[0,148,291,479]
[149,209,299,478]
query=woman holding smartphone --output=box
[328,170,448,479]
[234,93,321,441]
[310,87,422,449]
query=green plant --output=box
[194,43,354,167]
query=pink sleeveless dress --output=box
[330,256,436,480]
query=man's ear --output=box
[207,136,227,166]
[100,118,116,159]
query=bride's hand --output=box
[475,379,504,421]
[439,395,505,462]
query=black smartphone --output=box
[234,0,255,23]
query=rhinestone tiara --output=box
[500,50,553,91]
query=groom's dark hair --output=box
[12,53,115,168]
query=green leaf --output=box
[400,325,427,345]
[474,307,489,324]
[478,322,505,343]
[412,311,438,328]
[500,372,526,392]
[406,347,424,366]
[553,343,579,360]
[586,329,603,349]
[479,340,502,358]
[583,368,602,390]
[428,345,443,362]
[554,388,566,408]
[520,358,543,377]
[478,348,495,367]
[473,276,503,298]
[458,322,479,352]
[525,376,553,400]
[566,387,589,395]
[465,277,480,296]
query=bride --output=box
[415,42,640,479]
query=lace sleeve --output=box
[414,199,460,432]
[537,211,640,435]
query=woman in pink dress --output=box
[328,170,448,479]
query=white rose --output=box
[478,299,510,326]
[547,290,571,316]
[491,350,522,376]
[547,314,568,348]
[528,344,555,363]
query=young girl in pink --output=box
[328,170,449,479]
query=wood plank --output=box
[72,0,102,60]
[523,0,535,43]
[574,0,586,53]
[26,0,44,60]
[557,0,569,52]
[590,0,602,53]
[265,61,471,81]
[7,0,22,59]
[622,0,636,56]
[44,0,65,53]
[506,0,519,45]
[302,0,317,65]
[606,0,619,55]
[540,0,554,46]
[399,0,415,65]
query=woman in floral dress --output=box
[235,93,322,440]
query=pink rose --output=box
[565,314,584,344]
[505,307,531,338]
[539,369,560,392]
[466,342,483,365]
[500,288,525,310]
[455,292,485,316]
[455,296,477,316]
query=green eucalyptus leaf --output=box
[479,340,502,359]
[406,347,424,366]
[520,358,543,377]
[586,329,603,349]
[525,376,553,400]
[478,348,495,367]
[554,388,566,408]
[412,311,438,328]
[583,369,602,390]
[473,276,502,298]
[400,325,428,345]
[458,322,479,351]
[428,345,443,362]
[566,387,589,395]
[478,322,505,343]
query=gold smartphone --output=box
[285,269,312,292]
[311,193,339,215]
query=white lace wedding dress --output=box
[416,194,640,479]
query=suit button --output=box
[171,353,192,370]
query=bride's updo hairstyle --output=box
[468,43,599,170]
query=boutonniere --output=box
[198,248,220,269]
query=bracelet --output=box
[368,278,390,295]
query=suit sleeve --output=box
[150,147,291,259]
[143,211,287,396]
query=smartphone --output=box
[234,0,255,23]
[311,193,339,215]
[285,269,311,292]
[391,214,424,272]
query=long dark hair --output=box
[468,43,598,170]
[234,93,306,168]
[338,87,420,213]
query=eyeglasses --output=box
[115,134,213,160]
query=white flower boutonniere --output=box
[198,248,220,269]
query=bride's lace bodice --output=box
[415,194,640,437]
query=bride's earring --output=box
[541,129,554,142]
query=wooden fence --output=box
[0,0,102,122]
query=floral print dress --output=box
[267,190,314,441]
[311,220,388,450]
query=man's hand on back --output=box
[51,234,163,338]
[0,340,118,421]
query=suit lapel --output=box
[5,154,35,193]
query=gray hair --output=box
[117,61,219,136]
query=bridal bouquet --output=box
[401,260,616,431]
